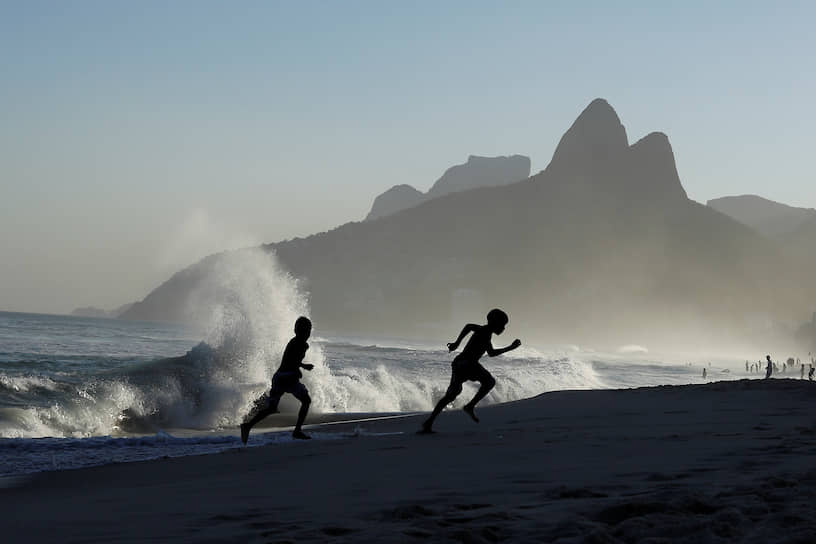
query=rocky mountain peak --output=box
[626,131,687,202]
[365,155,531,221]
[426,154,531,199]
[365,184,425,221]
[547,98,629,175]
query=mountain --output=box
[121,99,814,348]
[542,99,686,204]
[71,302,136,319]
[364,155,531,221]
[121,253,225,324]
[707,195,816,240]
[708,195,816,261]
[425,154,531,200]
[71,306,109,318]
[110,302,136,318]
[786,217,816,259]
[365,185,425,221]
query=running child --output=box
[420,309,521,433]
[240,316,314,443]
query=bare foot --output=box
[292,429,312,440]
[463,405,479,423]
[417,423,437,434]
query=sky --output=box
[1,0,815,314]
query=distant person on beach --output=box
[809,359,815,381]
[240,316,315,444]
[801,361,805,379]
[702,367,707,379]
[420,309,521,433]
[765,355,773,379]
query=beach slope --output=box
[2,379,815,543]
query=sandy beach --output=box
[2,379,815,543]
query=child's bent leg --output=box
[291,384,311,439]
[241,391,283,444]
[423,377,463,430]
[463,366,496,421]
[467,373,496,405]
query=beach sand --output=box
[2,379,815,543]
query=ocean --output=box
[0,310,755,477]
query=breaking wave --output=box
[0,249,604,439]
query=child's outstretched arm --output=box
[447,323,479,351]
[487,339,522,357]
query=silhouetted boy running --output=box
[420,309,521,433]
[240,316,314,443]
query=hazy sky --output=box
[1,1,814,314]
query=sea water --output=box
[0,248,758,476]
[0,309,751,477]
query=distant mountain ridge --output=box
[707,195,816,240]
[365,185,425,221]
[72,302,135,319]
[121,99,814,348]
[364,155,531,221]
[71,307,109,318]
[708,194,816,262]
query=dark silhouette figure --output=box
[702,367,707,379]
[765,355,773,379]
[240,316,315,444]
[420,309,521,433]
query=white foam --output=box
[0,249,610,439]
[617,344,649,354]
[0,373,59,393]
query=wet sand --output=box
[2,379,815,543]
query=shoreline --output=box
[0,410,424,479]
[2,379,816,542]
